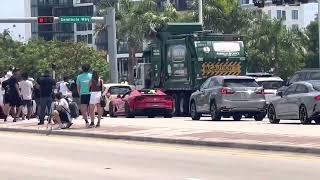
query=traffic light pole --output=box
[0,15,118,83]
[318,0,320,68]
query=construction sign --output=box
[202,62,241,76]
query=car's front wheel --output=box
[232,114,242,121]
[210,102,221,121]
[109,103,116,118]
[268,105,280,124]
[190,101,201,120]
[299,105,311,125]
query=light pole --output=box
[199,0,203,25]
[318,0,320,68]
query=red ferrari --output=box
[109,89,174,118]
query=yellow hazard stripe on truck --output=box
[201,62,241,76]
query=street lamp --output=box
[199,0,203,25]
[318,0,320,67]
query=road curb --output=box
[1,127,320,155]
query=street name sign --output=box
[59,16,92,23]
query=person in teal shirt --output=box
[77,64,92,127]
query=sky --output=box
[0,0,27,41]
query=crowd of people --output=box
[0,64,105,129]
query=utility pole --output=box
[318,0,320,68]
[199,0,203,25]
[106,7,118,83]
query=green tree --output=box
[0,32,108,81]
[243,11,305,79]
[97,0,178,83]
[304,21,319,68]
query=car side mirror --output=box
[277,91,283,97]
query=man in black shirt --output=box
[5,68,22,122]
[37,70,56,125]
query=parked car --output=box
[109,89,173,118]
[246,72,273,78]
[255,76,283,103]
[279,69,320,93]
[268,81,320,125]
[189,76,267,121]
[102,83,134,115]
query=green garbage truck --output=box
[134,23,247,116]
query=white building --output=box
[240,0,318,29]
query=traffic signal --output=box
[272,0,283,5]
[253,0,265,8]
[37,16,54,24]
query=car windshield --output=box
[257,81,283,89]
[223,79,259,87]
[108,86,131,95]
[309,72,320,80]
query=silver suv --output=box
[190,76,267,121]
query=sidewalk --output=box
[0,116,320,155]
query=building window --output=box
[292,24,299,30]
[277,10,286,20]
[282,11,286,20]
[292,10,299,20]
[268,10,271,17]
[241,0,249,4]
[88,34,92,44]
[277,10,281,19]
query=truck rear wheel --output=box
[179,94,189,117]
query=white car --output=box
[255,76,283,103]
[102,83,134,115]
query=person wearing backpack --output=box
[88,71,104,128]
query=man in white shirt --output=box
[19,72,33,120]
[52,92,72,129]
[58,76,71,97]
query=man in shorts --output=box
[19,72,33,120]
[77,64,92,127]
[7,68,22,122]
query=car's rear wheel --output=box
[299,105,311,125]
[109,103,116,118]
[268,105,280,124]
[232,114,242,121]
[210,102,221,121]
[125,102,134,118]
[314,118,320,125]
[190,101,201,120]
[148,115,155,118]
[254,112,266,121]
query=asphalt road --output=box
[0,132,320,180]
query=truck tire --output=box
[172,94,180,116]
[179,94,189,117]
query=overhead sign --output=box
[59,16,92,24]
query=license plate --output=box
[240,93,249,99]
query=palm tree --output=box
[96,0,178,83]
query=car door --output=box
[115,91,131,114]
[203,78,220,112]
[197,78,211,112]
[276,84,297,119]
[287,84,309,119]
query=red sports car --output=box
[109,89,173,118]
